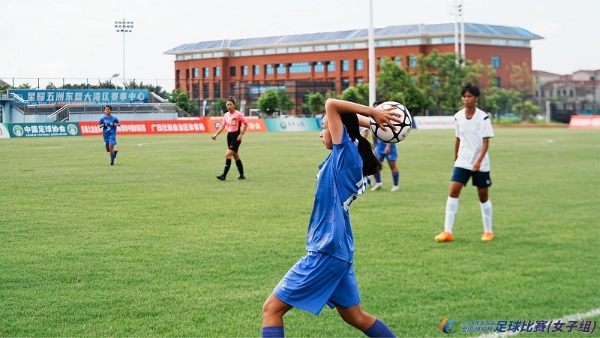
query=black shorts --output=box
[451,167,492,188]
[227,132,242,152]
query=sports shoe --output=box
[238,175,246,180]
[434,231,453,242]
[390,186,399,192]
[110,162,114,166]
[371,183,382,191]
[216,175,226,181]
[481,232,494,241]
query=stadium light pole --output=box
[454,0,459,64]
[460,0,465,65]
[592,74,597,115]
[115,19,134,89]
[368,0,376,106]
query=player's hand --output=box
[472,162,481,172]
[385,145,391,154]
[211,135,217,140]
[236,135,242,141]
[371,107,402,131]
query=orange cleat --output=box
[481,232,494,241]
[434,231,453,242]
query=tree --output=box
[377,57,409,103]
[257,89,280,116]
[480,86,520,116]
[276,88,295,113]
[168,88,197,115]
[509,62,535,122]
[303,91,325,116]
[340,86,367,105]
[209,98,228,116]
[512,100,539,121]
[17,83,32,89]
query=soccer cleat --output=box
[110,162,114,166]
[390,186,399,192]
[216,175,226,181]
[371,183,382,191]
[481,232,494,241]
[434,231,453,242]
[238,175,246,180]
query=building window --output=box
[265,48,275,55]
[214,83,221,98]
[203,67,209,77]
[392,39,405,46]
[494,76,501,87]
[203,83,209,98]
[431,37,442,44]
[202,52,212,58]
[408,56,417,68]
[394,56,402,67]
[301,46,313,52]
[277,64,286,74]
[186,84,189,93]
[266,64,274,75]
[326,44,339,51]
[492,39,507,46]
[443,36,455,43]
[342,60,349,72]
[356,78,363,84]
[570,89,574,97]
[535,90,539,97]
[406,38,420,45]
[327,61,336,72]
[214,52,223,57]
[376,40,391,47]
[315,45,325,51]
[276,48,286,54]
[214,67,220,77]
[192,84,199,99]
[185,69,190,79]
[288,47,300,53]
[193,68,199,78]
[492,56,501,69]
[354,42,367,49]
[252,49,264,55]
[242,65,248,76]
[230,66,237,77]
[241,50,251,56]
[290,62,310,74]
[342,79,350,90]
[315,62,324,73]
[355,59,364,71]
[176,70,180,80]
[341,43,352,50]
[253,65,260,75]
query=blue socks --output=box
[374,172,381,183]
[262,326,284,338]
[110,151,115,163]
[363,319,396,338]
[392,171,399,186]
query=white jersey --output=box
[454,108,494,172]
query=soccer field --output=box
[1,128,599,337]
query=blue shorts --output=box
[451,167,492,188]
[272,251,361,315]
[374,143,397,162]
[104,135,117,147]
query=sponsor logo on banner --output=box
[5,123,80,137]
[413,116,455,130]
[264,117,320,132]
[205,116,267,133]
[79,120,210,135]
[569,115,600,129]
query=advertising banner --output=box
[79,120,209,136]
[569,115,600,129]
[204,117,268,133]
[5,122,80,137]
[264,117,320,132]
[413,116,455,130]
[0,123,10,138]
[9,89,149,105]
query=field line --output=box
[478,308,600,338]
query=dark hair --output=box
[340,113,382,176]
[105,105,112,111]
[372,101,382,107]
[461,83,480,97]
[227,96,236,105]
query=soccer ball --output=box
[370,101,412,143]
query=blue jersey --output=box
[99,115,120,136]
[306,128,366,263]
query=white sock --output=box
[444,197,459,233]
[480,200,493,233]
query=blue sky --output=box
[0,0,597,91]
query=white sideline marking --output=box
[477,308,600,338]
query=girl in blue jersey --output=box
[261,99,398,338]
[98,105,120,166]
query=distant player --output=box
[370,101,400,192]
[261,98,398,338]
[212,96,248,180]
[435,83,495,242]
[98,105,120,166]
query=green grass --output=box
[1,129,599,337]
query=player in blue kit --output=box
[370,101,400,192]
[261,99,398,338]
[98,105,121,166]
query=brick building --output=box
[165,22,542,115]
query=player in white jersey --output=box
[435,83,495,242]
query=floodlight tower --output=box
[368,0,376,106]
[115,19,134,89]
